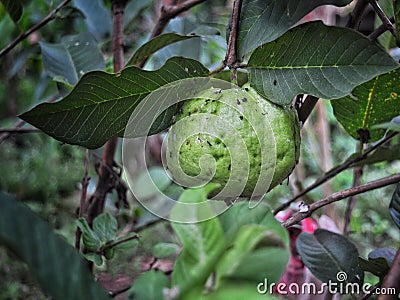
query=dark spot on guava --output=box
[236,99,241,105]
[244,87,249,91]
[242,98,247,102]
[186,141,190,145]
[228,164,231,171]
[207,141,212,146]
[273,80,277,86]
[239,116,244,120]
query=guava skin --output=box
[166,85,300,199]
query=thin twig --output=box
[378,246,400,299]
[343,142,365,236]
[369,16,395,40]
[138,0,207,68]
[150,0,207,39]
[346,0,370,29]
[103,233,139,251]
[224,0,243,67]
[369,0,397,37]
[75,149,91,250]
[109,285,131,298]
[86,0,127,226]
[282,173,400,228]
[0,0,72,58]
[0,127,41,133]
[274,132,399,215]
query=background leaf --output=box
[20,57,209,149]
[127,270,170,300]
[331,69,400,142]
[153,242,180,259]
[0,192,109,299]
[126,33,199,66]
[297,229,364,285]
[72,0,111,40]
[248,22,399,105]
[0,0,23,23]
[93,212,118,243]
[40,33,106,86]
[171,187,226,295]
[389,183,400,229]
[76,218,102,252]
[237,0,352,59]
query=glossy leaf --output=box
[39,33,106,86]
[0,192,109,299]
[248,22,399,106]
[171,186,226,294]
[359,248,396,279]
[389,183,400,229]
[126,33,199,66]
[0,0,23,23]
[237,0,352,58]
[127,270,170,300]
[297,229,364,285]
[332,68,400,142]
[20,57,209,149]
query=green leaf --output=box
[153,242,180,259]
[113,233,139,251]
[237,0,352,58]
[297,229,364,285]
[0,0,23,23]
[19,57,209,149]
[186,282,276,300]
[76,218,102,251]
[217,203,289,283]
[171,187,226,295]
[39,33,105,86]
[72,0,111,40]
[127,270,170,300]
[389,183,400,229]
[84,253,104,266]
[331,68,400,142]
[0,192,109,299]
[126,33,199,66]
[359,248,395,279]
[248,22,399,106]
[93,212,118,243]
[217,224,288,283]
[133,167,172,200]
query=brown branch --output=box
[86,0,127,226]
[0,127,41,133]
[274,132,399,215]
[344,142,365,236]
[103,233,139,251]
[150,0,207,39]
[282,173,400,228]
[369,0,397,37]
[297,95,319,124]
[224,0,243,68]
[0,0,72,58]
[346,0,370,29]
[75,149,91,250]
[369,16,395,40]
[378,247,400,300]
[137,0,207,68]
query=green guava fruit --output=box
[166,85,300,199]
